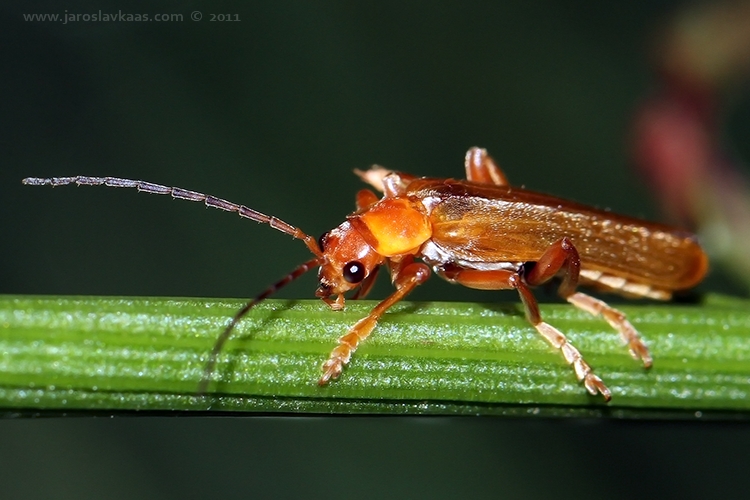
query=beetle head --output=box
[315,220,385,309]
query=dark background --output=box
[2,1,749,499]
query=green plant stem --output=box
[0,294,748,417]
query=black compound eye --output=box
[317,232,328,252]
[343,261,366,283]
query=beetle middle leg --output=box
[441,261,611,401]
[523,238,652,368]
[319,258,431,385]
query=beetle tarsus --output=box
[319,339,354,384]
[537,321,611,401]
[354,166,393,193]
[319,358,343,385]
[566,292,653,369]
[584,373,612,402]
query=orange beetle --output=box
[23,148,708,400]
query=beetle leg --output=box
[319,259,430,385]
[354,167,416,197]
[566,292,653,368]
[443,266,611,401]
[524,238,652,368]
[522,237,580,295]
[381,172,417,197]
[354,166,392,192]
[355,189,379,211]
[465,147,509,186]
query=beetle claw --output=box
[319,358,343,385]
[629,344,653,369]
[584,374,612,402]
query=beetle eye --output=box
[317,232,328,252]
[342,261,366,283]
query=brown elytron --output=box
[23,148,708,401]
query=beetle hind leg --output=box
[442,265,611,401]
[523,238,652,368]
[566,292,652,368]
[534,315,611,400]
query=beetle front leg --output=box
[524,238,652,368]
[442,266,611,401]
[319,259,431,385]
[465,147,509,185]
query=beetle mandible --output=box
[23,148,709,401]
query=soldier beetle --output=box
[23,148,708,401]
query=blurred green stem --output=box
[0,294,748,417]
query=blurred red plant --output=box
[633,1,750,292]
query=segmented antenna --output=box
[22,176,321,256]
[197,256,322,395]
[24,175,328,396]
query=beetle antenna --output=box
[22,176,322,256]
[198,256,323,395]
